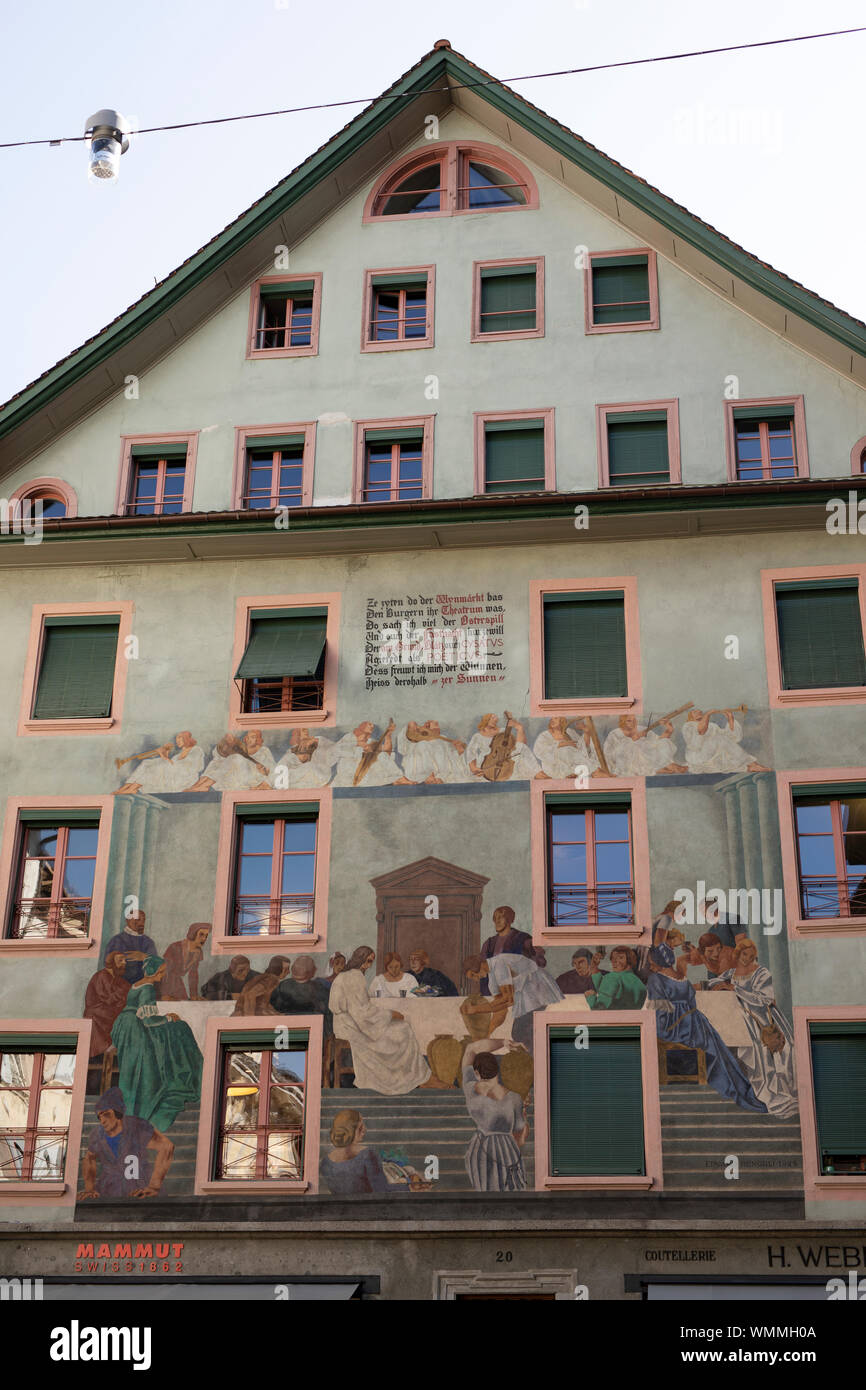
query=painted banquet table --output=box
[371,994,514,1053]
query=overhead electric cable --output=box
[0,26,864,150]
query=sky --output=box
[1,0,864,403]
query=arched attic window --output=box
[364,142,538,221]
[851,436,866,474]
[9,478,78,519]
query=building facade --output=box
[1,43,866,1302]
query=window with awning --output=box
[235,608,327,714]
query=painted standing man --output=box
[83,952,131,1058]
[479,906,533,996]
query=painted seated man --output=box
[270,955,334,1037]
[407,948,458,997]
[78,1087,174,1200]
[585,946,647,1010]
[200,954,260,1001]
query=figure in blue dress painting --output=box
[647,915,766,1113]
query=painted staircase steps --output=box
[659,1086,803,1193]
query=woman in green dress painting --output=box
[111,955,202,1130]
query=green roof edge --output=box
[2,45,864,444]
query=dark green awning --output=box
[235,614,326,679]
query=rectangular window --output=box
[214,1031,308,1181]
[597,401,680,488]
[794,787,866,921]
[0,1043,77,1183]
[362,268,434,350]
[244,441,305,509]
[549,1026,645,1176]
[353,418,433,503]
[235,608,327,715]
[476,410,555,494]
[547,798,634,929]
[33,616,120,721]
[247,275,322,359]
[126,448,187,516]
[232,808,318,937]
[472,258,544,341]
[726,397,808,482]
[775,579,866,692]
[542,591,627,700]
[585,251,658,333]
[364,433,424,503]
[5,811,99,941]
[809,1022,866,1176]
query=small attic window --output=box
[585,250,659,334]
[9,480,77,521]
[247,274,322,359]
[365,142,537,221]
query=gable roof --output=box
[2,41,864,474]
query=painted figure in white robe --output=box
[603,713,687,777]
[397,720,468,784]
[466,713,544,781]
[465,951,563,1053]
[533,717,603,780]
[269,728,338,789]
[190,730,275,791]
[682,708,769,773]
[328,946,432,1094]
[707,939,797,1117]
[116,731,205,794]
[331,720,413,787]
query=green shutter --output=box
[607,417,669,485]
[733,406,795,423]
[793,783,866,801]
[224,1029,309,1050]
[234,615,326,679]
[810,1028,866,1158]
[543,594,627,699]
[130,442,188,459]
[371,272,428,288]
[479,268,536,333]
[592,259,650,324]
[484,423,545,492]
[246,434,305,452]
[33,621,119,719]
[776,583,866,689]
[260,280,314,298]
[18,809,100,827]
[364,428,424,444]
[0,1034,77,1051]
[236,802,319,822]
[549,1030,645,1175]
[547,794,631,810]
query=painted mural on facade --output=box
[110,704,770,795]
[73,705,801,1206]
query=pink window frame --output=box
[584,248,659,335]
[8,478,78,520]
[0,1019,92,1206]
[723,396,809,483]
[115,433,198,517]
[246,273,323,359]
[194,1013,323,1195]
[228,592,340,731]
[777,768,866,938]
[528,576,642,717]
[17,601,135,737]
[530,778,651,946]
[234,813,318,939]
[363,141,539,222]
[851,436,866,474]
[474,408,555,496]
[232,423,316,510]
[212,789,332,955]
[761,564,866,708]
[352,417,434,504]
[361,266,435,352]
[470,257,545,343]
[596,399,681,488]
[793,1005,866,1202]
[0,796,113,958]
[532,1009,662,1191]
